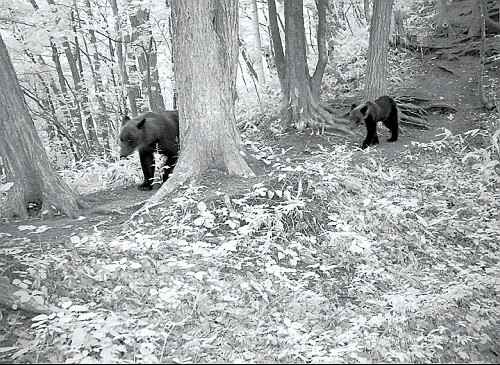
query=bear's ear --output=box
[351,103,357,110]
[360,105,369,116]
[122,116,130,126]
[136,118,147,129]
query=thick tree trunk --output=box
[0,35,84,219]
[364,0,393,101]
[147,0,254,206]
[283,0,311,128]
[435,0,451,35]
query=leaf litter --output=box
[1,125,499,363]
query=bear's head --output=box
[348,103,371,130]
[119,116,146,157]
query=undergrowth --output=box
[4,125,498,363]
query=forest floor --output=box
[1,5,500,364]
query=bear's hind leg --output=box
[384,111,398,142]
[387,128,398,142]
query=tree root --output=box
[394,95,456,130]
[306,96,355,136]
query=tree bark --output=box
[435,0,450,35]
[364,0,393,101]
[146,0,254,206]
[282,0,310,128]
[0,35,84,219]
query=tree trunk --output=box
[435,0,451,35]
[282,0,311,128]
[0,35,84,219]
[268,0,351,133]
[364,0,393,101]
[469,0,482,36]
[249,0,266,84]
[146,0,254,206]
[268,0,288,96]
[310,0,328,99]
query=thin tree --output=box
[268,0,350,133]
[364,0,394,101]
[108,0,135,116]
[146,0,254,206]
[249,0,266,84]
[46,0,99,152]
[0,34,84,219]
[128,4,167,111]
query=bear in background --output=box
[349,95,399,150]
[119,110,179,190]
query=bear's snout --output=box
[119,145,134,158]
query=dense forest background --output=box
[0,0,499,363]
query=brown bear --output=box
[349,95,399,149]
[119,110,179,190]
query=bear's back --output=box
[141,111,179,154]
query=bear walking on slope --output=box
[349,95,399,150]
[119,110,179,190]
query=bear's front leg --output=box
[138,150,155,190]
[362,118,378,149]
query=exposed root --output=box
[394,95,457,130]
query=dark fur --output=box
[119,110,179,190]
[349,95,399,149]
